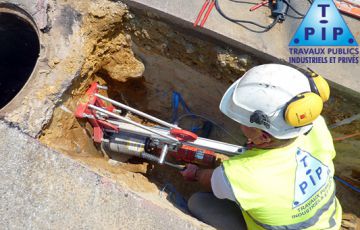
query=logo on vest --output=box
[293,148,330,208]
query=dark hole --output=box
[0,12,39,108]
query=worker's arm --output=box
[180,164,213,191]
[196,168,213,191]
[181,164,237,201]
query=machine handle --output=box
[159,144,169,164]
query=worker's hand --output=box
[180,164,199,181]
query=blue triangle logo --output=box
[289,0,358,46]
[293,148,330,208]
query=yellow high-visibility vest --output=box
[223,116,342,230]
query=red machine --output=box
[75,82,245,169]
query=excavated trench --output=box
[39,9,360,217]
[39,44,248,198]
[0,9,39,109]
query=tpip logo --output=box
[289,0,358,46]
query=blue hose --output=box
[334,176,360,193]
[171,91,243,144]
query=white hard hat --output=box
[219,64,313,139]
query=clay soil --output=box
[40,7,360,217]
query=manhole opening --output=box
[0,11,40,109]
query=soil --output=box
[39,4,360,218]
[39,50,240,198]
[124,11,263,84]
[39,5,252,199]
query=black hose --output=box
[286,14,304,19]
[215,0,281,33]
[175,113,244,145]
[228,0,260,4]
[283,0,305,16]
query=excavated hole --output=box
[40,12,360,215]
[41,46,247,199]
[0,11,39,109]
[96,49,249,195]
[42,47,360,214]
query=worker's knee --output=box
[188,192,247,230]
[188,192,212,216]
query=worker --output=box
[181,64,342,230]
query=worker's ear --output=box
[261,131,272,143]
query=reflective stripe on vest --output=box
[246,189,337,230]
[327,197,338,228]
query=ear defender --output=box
[284,93,323,127]
[308,68,330,103]
[284,68,330,127]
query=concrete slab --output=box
[123,0,360,95]
[0,121,211,229]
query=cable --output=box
[228,0,259,4]
[215,0,281,33]
[215,0,311,31]
[283,0,305,16]
[215,0,270,28]
[334,176,360,193]
[285,0,313,19]
[286,14,304,19]
[175,113,244,145]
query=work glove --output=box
[180,164,199,181]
